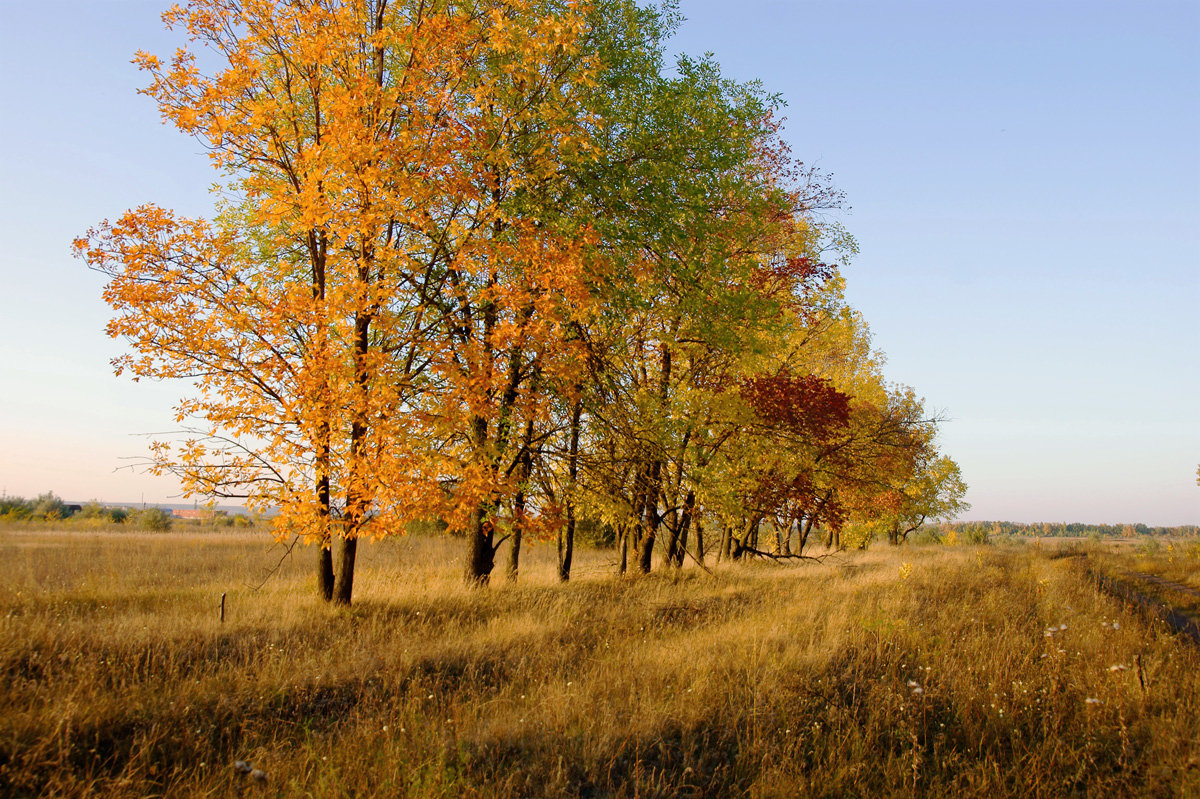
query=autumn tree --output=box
[78,0,607,600]
[557,35,849,573]
[830,387,967,547]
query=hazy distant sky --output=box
[0,1,1196,524]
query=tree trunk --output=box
[645,342,671,573]
[559,511,576,582]
[637,519,656,573]
[637,487,659,574]
[311,233,333,602]
[663,514,680,567]
[466,504,495,586]
[507,421,534,582]
[316,471,334,601]
[318,545,334,601]
[667,490,695,568]
[633,459,660,574]
[678,510,691,565]
[694,520,705,567]
[800,515,815,554]
[464,411,497,586]
[507,496,524,582]
[333,305,372,606]
[629,463,646,569]
[558,396,582,582]
[729,518,746,560]
[718,521,731,563]
[333,533,357,604]
[618,523,628,576]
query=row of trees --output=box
[76,0,966,604]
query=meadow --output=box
[1,529,1198,797]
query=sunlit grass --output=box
[1,530,1197,796]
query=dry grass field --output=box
[1,529,1198,797]
[1088,542,1200,620]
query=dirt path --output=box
[1089,568,1200,645]
[1129,571,1200,602]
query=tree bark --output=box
[465,412,496,586]
[667,490,695,568]
[466,504,495,586]
[636,472,659,574]
[333,533,357,605]
[800,514,816,554]
[559,510,576,582]
[318,545,334,602]
[506,421,534,582]
[316,470,334,601]
[618,523,628,575]
[630,458,659,574]
[558,396,582,581]
[507,496,524,582]
[729,518,746,560]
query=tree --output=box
[78,0,604,600]
[871,454,969,545]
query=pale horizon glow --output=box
[0,0,1196,526]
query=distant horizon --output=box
[3,488,1194,531]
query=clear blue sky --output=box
[0,1,1196,525]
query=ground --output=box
[1,529,1198,797]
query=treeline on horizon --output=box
[0,492,253,531]
[932,520,1200,540]
[73,0,971,604]
[7,491,1192,543]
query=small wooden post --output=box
[220,592,227,624]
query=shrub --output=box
[576,517,616,547]
[909,526,942,546]
[29,492,69,521]
[1137,535,1162,555]
[0,495,33,520]
[134,507,173,532]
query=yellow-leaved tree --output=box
[76,0,603,601]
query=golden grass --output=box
[1088,541,1200,619]
[1,530,1198,797]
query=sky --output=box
[0,0,1196,525]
